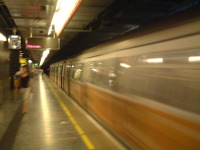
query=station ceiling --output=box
[0,0,200,66]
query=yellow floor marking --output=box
[45,77,95,150]
[35,137,80,142]
[66,111,72,117]
[69,116,78,124]
[81,135,96,149]
[74,125,85,135]
[43,131,76,134]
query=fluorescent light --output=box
[48,0,82,36]
[39,50,50,66]
[40,57,45,66]
[10,35,19,38]
[120,63,131,68]
[56,0,62,10]
[188,56,200,62]
[39,56,46,66]
[43,49,50,57]
[48,27,53,35]
[146,58,163,63]
[0,33,6,41]
[76,69,82,72]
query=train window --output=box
[57,66,62,75]
[72,63,82,80]
[88,59,118,90]
[65,64,70,79]
[79,63,90,82]
[115,49,200,114]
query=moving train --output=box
[50,15,200,149]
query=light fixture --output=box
[120,63,131,68]
[146,58,163,63]
[28,60,32,63]
[39,50,50,66]
[48,0,82,36]
[0,33,7,41]
[188,56,200,62]
[43,49,50,57]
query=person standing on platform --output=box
[14,69,22,96]
[20,65,33,114]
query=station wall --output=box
[0,41,10,104]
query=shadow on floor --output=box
[0,102,23,150]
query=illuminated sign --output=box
[8,35,21,49]
[26,45,42,49]
[26,37,60,50]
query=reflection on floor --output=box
[0,75,127,150]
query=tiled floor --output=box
[0,89,22,141]
[0,75,127,150]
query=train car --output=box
[50,62,63,86]
[49,64,55,81]
[57,63,63,87]
[61,61,70,94]
[50,16,200,149]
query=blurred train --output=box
[50,16,200,149]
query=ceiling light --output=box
[43,49,50,57]
[120,63,131,68]
[39,50,50,66]
[188,56,200,62]
[146,58,163,63]
[0,33,7,41]
[48,0,82,36]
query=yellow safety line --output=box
[45,77,95,150]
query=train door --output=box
[61,62,65,89]
[53,65,56,82]
[58,64,63,87]
[61,62,66,89]
[52,65,56,82]
[63,62,71,95]
[55,64,59,84]
[49,66,52,80]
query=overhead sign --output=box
[26,37,60,50]
[8,35,21,49]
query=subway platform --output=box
[0,75,127,150]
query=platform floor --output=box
[0,75,127,150]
